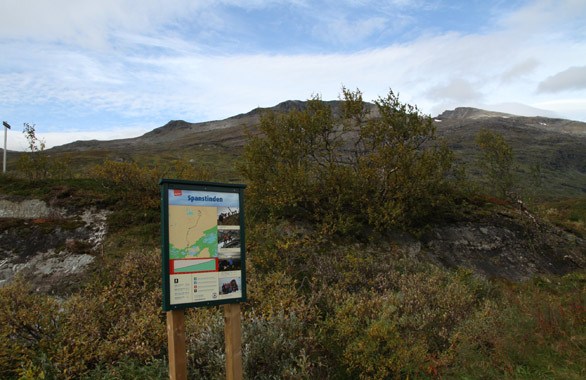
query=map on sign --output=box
[169,206,218,259]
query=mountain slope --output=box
[47,103,586,198]
[434,107,586,197]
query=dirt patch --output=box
[0,199,109,293]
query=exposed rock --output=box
[4,249,96,293]
[421,211,585,281]
[0,200,110,293]
[2,194,585,293]
[0,199,64,219]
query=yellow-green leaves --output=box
[241,88,455,234]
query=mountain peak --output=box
[160,120,193,129]
[273,100,307,112]
[436,107,514,120]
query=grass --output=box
[539,197,586,237]
[0,176,119,209]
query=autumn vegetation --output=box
[0,88,584,379]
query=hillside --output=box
[3,102,585,288]
[43,103,586,198]
[435,107,586,197]
[3,101,585,287]
[1,98,585,379]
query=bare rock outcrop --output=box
[421,210,585,281]
[0,199,109,293]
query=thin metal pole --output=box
[3,126,7,173]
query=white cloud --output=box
[1,0,586,149]
[312,16,389,45]
[537,66,586,93]
[484,102,558,118]
[427,78,484,102]
[501,58,540,82]
[534,98,586,121]
[0,0,201,47]
[499,0,586,33]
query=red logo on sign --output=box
[173,189,182,196]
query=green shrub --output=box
[81,358,168,380]
[475,129,516,199]
[0,250,165,379]
[240,87,455,235]
[15,123,51,180]
[90,161,161,209]
[0,277,60,379]
[184,309,226,379]
[243,311,317,379]
[321,268,491,379]
[444,273,586,379]
[16,153,49,181]
[90,159,213,210]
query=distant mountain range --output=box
[48,102,586,198]
[51,102,586,152]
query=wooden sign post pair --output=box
[160,180,247,380]
[166,304,242,380]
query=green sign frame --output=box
[160,179,246,311]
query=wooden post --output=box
[224,303,243,380]
[167,310,187,380]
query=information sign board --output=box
[160,179,246,311]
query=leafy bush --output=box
[181,272,322,379]
[243,270,326,378]
[184,309,226,379]
[0,277,60,379]
[1,245,583,379]
[243,311,317,379]
[1,137,583,380]
[90,161,161,209]
[15,123,49,180]
[0,250,165,379]
[444,273,586,379]
[90,159,213,209]
[321,267,488,379]
[241,87,455,235]
[475,129,516,199]
[15,123,75,181]
[81,359,168,380]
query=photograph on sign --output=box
[219,257,241,272]
[219,275,242,296]
[218,206,240,225]
[218,226,241,251]
[162,183,246,310]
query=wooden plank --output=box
[224,303,243,380]
[167,309,187,380]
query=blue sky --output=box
[1,0,585,149]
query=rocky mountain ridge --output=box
[436,107,586,136]
[51,102,586,197]
[51,104,586,153]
